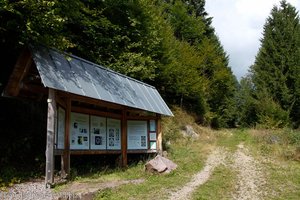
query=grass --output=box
[216,129,255,151]
[191,165,236,200]
[264,159,300,199]
[92,138,209,199]
[243,129,300,200]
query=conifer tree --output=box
[251,0,300,127]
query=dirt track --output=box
[168,143,266,200]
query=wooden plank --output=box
[4,49,32,97]
[156,115,163,155]
[71,106,121,119]
[45,88,56,187]
[55,94,67,108]
[57,91,123,110]
[126,116,158,120]
[22,83,47,95]
[127,149,157,154]
[121,109,128,167]
[61,98,71,178]
[70,150,121,155]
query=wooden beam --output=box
[57,91,124,110]
[69,150,121,155]
[4,49,33,97]
[126,116,158,120]
[156,114,163,155]
[61,97,71,178]
[121,109,128,167]
[55,94,67,108]
[45,88,56,187]
[22,83,47,95]
[71,106,121,119]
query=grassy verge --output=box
[244,129,300,199]
[191,165,236,200]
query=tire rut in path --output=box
[169,147,228,200]
[231,144,266,200]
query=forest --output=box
[1,0,300,129]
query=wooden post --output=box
[45,88,56,187]
[61,98,71,178]
[157,114,163,155]
[121,109,127,167]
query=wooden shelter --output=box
[3,46,173,187]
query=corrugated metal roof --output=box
[31,46,173,116]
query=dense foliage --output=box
[0,0,237,128]
[239,0,300,128]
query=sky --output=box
[205,0,300,80]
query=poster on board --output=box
[127,120,148,150]
[56,107,65,149]
[149,120,156,132]
[90,116,106,149]
[107,118,121,150]
[149,132,156,141]
[70,112,89,149]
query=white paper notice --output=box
[107,118,121,150]
[149,132,156,141]
[56,107,65,149]
[127,120,148,149]
[90,116,106,150]
[70,112,89,149]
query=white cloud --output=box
[205,0,300,80]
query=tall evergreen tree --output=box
[251,0,300,127]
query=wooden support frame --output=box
[156,114,163,155]
[45,88,56,187]
[121,109,128,167]
[61,97,71,178]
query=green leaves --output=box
[250,0,300,128]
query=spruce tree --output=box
[251,0,300,127]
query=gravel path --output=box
[0,178,145,200]
[231,143,266,200]
[0,179,58,200]
[169,147,228,200]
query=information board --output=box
[107,118,121,150]
[90,116,106,149]
[127,120,148,149]
[56,107,65,149]
[70,112,89,149]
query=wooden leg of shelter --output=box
[45,89,56,188]
[61,98,71,178]
[121,109,127,167]
[157,115,163,155]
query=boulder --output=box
[145,155,177,174]
[181,125,199,139]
